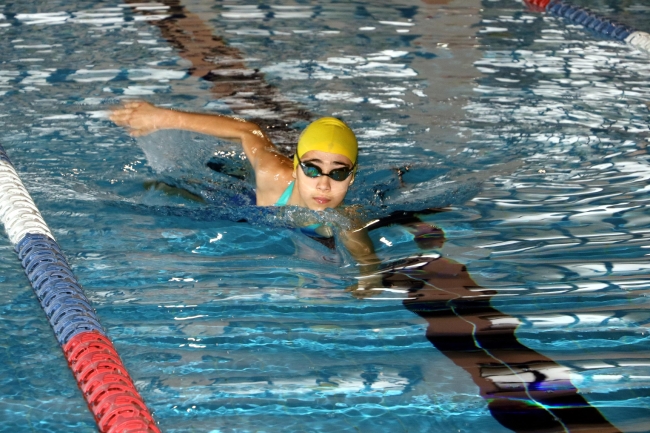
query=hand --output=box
[345,272,385,300]
[109,101,168,137]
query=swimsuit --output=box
[274,181,294,206]
[274,181,332,241]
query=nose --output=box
[316,174,331,191]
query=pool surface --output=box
[1,0,650,432]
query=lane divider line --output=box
[526,0,650,53]
[0,144,160,433]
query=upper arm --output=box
[239,127,284,170]
[237,125,294,202]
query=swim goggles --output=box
[296,154,356,181]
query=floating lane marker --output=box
[627,31,650,54]
[526,0,650,54]
[0,144,160,433]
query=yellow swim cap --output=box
[293,117,358,169]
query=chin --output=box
[310,201,338,211]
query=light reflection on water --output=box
[1,0,650,432]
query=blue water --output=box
[1,0,650,432]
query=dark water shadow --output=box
[365,212,622,433]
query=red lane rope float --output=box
[524,0,550,13]
[1,143,160,433]
[60,297,161,433]
[526,0,551,8]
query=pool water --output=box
[1,0,650,432]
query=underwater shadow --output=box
[366,211,622,433]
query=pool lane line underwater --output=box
[0,144,161,433]
[121,0,311,151]
[526,0,650,53]
[367,215,623,433]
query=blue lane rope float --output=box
[0,143,160,433]
[525,0,650,53]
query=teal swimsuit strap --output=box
[274,181,331,239]
[274,181,294,206]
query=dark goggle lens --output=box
[328,167,353,181]
[301,163,353,181]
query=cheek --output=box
[336,180,352,192]
[331,182,351,200]
[334,184,349,196]
[296,182,315,204]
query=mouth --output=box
[313,197,331,205]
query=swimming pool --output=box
[1,0,649,431]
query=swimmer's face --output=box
[293,150,355,211]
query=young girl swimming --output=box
[110,101,377,264]
[110,101,357,210]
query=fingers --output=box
[345,285,382,300]
[109,102,145,127]
[108,107,128,118]
[114,100,144,109]
[129,129,150,137]
[109,101,146,121]
[109,110,133,127]
[109,100,159,137]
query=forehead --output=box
[300,150,353,166]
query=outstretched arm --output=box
[110,101,295,203]
[110,101,286,172]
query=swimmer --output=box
[110,102,355,209]
[110,101,378,268]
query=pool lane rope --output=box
[0,144,160,433]
[526,0,650,53]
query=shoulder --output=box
[254,161,294,206]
